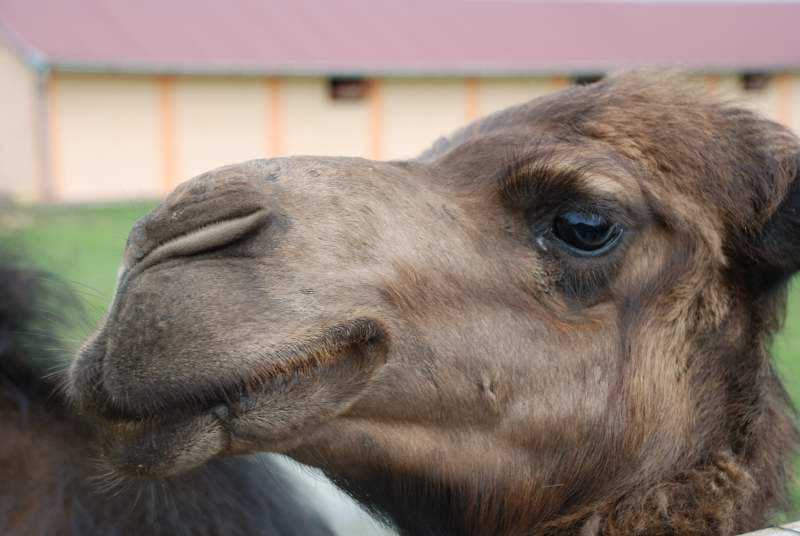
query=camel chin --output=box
[98,411,227,478]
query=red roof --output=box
[0,1,798,75]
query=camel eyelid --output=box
[521,190,631,236]
[497,159,601,211]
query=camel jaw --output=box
[73,319,389,479]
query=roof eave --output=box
[0,21,50,72]
[45,60,800,79]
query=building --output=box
[1,0,799,203]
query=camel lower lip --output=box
[87,318,387,423]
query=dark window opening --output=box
[329,77,369,100]
[740,72,771,92]
[573,74,604,86]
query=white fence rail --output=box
[741,522,800,535]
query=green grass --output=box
[1,202,155,312]
[0,202,156,347]
[4,202,800,518]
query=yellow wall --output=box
[2,63,800,203]
[284,78,370,157]
[173,77,267,182]
[0,44,40,202]
[788,75,800,133]
[381,79,469,159]
[379,77,572,159]
[475,77,568,117]
[706,74,793,126]
[54,74,161,201]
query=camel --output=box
[0,253,335,535]
[69,72,800,535]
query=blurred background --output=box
[1,0,799,533]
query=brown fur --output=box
[70,72,800,535]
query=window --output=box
[573,74,604,86]
[740,72,771,92]
[328,77,369,100]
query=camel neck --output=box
[327,450,762,536]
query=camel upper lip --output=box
[78,318,387,424]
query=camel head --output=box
[70,73,800,534]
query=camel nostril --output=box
[122,168,275,269]
[124,209,269,270]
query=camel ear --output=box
[751,152,800,275]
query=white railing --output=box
[740,521,800,535]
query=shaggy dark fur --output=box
[0,251,335,535]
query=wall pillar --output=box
[368,79,384,160]
[158,75,177,193]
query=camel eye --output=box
[552,211,622,256]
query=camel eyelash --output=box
[497,156,634,220]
